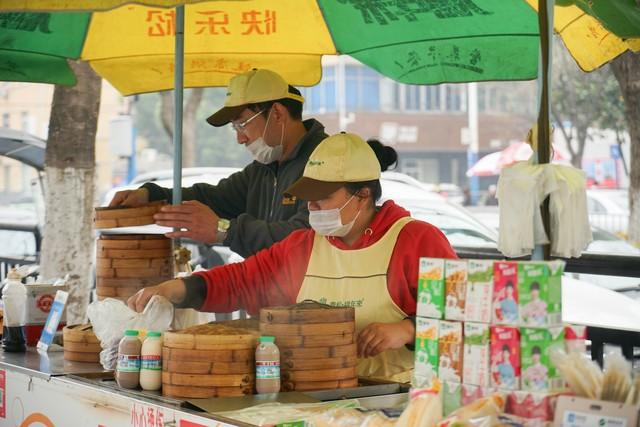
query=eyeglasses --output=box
[231,109,264,134]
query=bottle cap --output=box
[124,330,139,336]
[147,331,162,337]
[259,336,275,343]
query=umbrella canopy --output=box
[1,0,207,11]
[525,0,640,72]
[1,1,542,95]
[0,127,46,171]
[466,142,569,177]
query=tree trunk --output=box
[159,88,204,167]
[611,52,640,245]
[40,61,101,324]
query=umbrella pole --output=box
[533,0,554,261]
[172,6,185,207]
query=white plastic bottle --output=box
[140,331,163,391]
[2,269,27,352]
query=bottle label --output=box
[117,354,140,372]
[256,360,280,380]
[141,355,162,371]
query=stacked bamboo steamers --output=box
[259,301,358,392]
[94,201,173,302]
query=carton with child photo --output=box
[490,326,520,390]
[518,261,564,327]
[417,258,445,319]
[493,261,519,325]
[521,327,565,392]
[464,260,493,323]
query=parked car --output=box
[587,189,629,236]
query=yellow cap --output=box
[207,68,305,127]
[285,133,381,201]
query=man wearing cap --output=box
[128,132,457,383]
[109,69,328,258]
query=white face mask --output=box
[246,109,284,164]
[308,195,361,237]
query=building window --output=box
[404,85,421,111]
[2,113,9,128]
[301,66,336,114]
[426,86,441,111]
[345,65,380,112]
[446,84,465,112]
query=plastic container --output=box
[116,330,142,389]
[255,336,280,394]
[140,331,162,391]
[2,269,27,352]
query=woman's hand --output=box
[357,319,415,358]
[127,279,187,312]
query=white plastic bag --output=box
[86,296,174,370]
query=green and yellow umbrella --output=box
[2,0,542,94]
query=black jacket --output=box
[143,119,328,258]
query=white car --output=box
[587,189,629,236]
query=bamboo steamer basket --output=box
[94,201,166,229]
[63,324,101,363]
[95,234,173,302]
[162,322,259,398]
[259,301,358,391]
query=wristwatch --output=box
[216,219,231,244]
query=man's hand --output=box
[127,279,187,313]
[154,200,220,244]
[357,319,415,358]
[109,188,150,207]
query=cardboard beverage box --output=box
[444,260,467,321]
[518,261,564,327]
[438,320,463,383]
[564,324,587,354]
[506,390,561,422]
[442,381,462,416]
[464,260,493,323]
[554,396,639,427]
[417,258,445,319]
[492,261,519,325]
[460,384,497,406]
[413,317,440,390]
[490,326,520,390]
[521,327,565,392]
[25,283,69,346]
[463,322,491,387]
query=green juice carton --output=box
[444,260,468,321]
[518,261,564,327]
[521,327,565,392]
[462,322,491,387]
[464,260,493,323]
[417,258,445,319]
[442,381,462,416]
[413,317,440,391]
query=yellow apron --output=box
[297,216,414,383]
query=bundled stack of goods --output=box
[63,324,101,363]
[414,258,579,423]
[94,201,166,229]
[259,301,358,392]
[161,323,259,398]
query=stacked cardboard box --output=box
[414,258,571,420]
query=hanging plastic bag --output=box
[86,296,173,370]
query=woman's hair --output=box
[344,138,398,203]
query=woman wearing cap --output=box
[129,133,457,382]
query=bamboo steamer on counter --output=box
[96,234,173,302]
[63,324,101,363]
[162,322,260,398]
[259,301,358,392]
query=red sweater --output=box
[191,200,457,315]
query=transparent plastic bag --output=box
[86,296,174,370]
